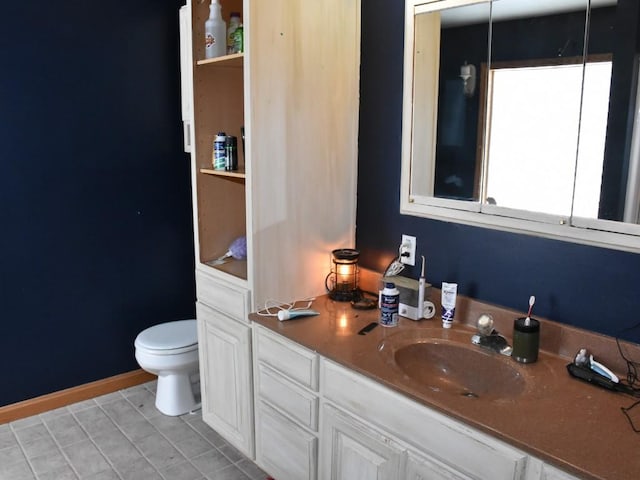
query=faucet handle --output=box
[477,313,495,336]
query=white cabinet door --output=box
[178,4,193,153]
[321,358,528,480]
[406,449,474,480]
[541,463,582,480]
[196,302,254,457]
[319,403,404,480]
[255,400,317,480]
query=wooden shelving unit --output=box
[189,0,247,280]
[183,0,360,469]
[187,0,359,298]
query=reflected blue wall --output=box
[357,0,640,344]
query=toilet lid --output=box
[135,319,197,351]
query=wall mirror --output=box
[401,0,640,253]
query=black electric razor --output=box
[566,363,627,392]
[566,348,633,394]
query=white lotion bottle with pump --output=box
[205,0,226,59]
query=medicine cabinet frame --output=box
[400,0,640,254]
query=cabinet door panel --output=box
[406,450,473,480]
[319,403,403,480]
[541,463,582,480]
[256,400,317,480]
[247,0,359,305]
[178,5,193,153]
[321,359,527,480]
[197,302,253,457]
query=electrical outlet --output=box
[400,234,416,266]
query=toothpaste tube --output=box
[277,309,319,321]
[441,282,458,329]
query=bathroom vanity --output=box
[250,296,640,480]
[179,1,640,479]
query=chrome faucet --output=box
[471,314,513,356]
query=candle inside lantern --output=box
[337,263,355,290]
[326,248,360,301]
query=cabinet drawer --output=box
[321,359,528,480]
[257,364,318,431]
[256,400,317,480]
[196,269,250,322]
[254,326,319,391]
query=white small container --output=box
[213,131,227,170]
[441,282,458,328]
[205,0,226,59]
[380,282,400,327]
[227,12,241,54]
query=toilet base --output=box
[155,371,197,416]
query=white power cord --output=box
[256,297,316,317]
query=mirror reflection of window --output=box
[484,59,612,218]
[402,0,640,252]
[575,60,613,218]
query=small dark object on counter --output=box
[357,322,378,335]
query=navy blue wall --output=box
[0,1,195,406]
[357,0,640,344]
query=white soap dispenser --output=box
[205,0,227,59]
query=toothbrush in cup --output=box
[525,295,535,326]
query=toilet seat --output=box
[135,319,197,355]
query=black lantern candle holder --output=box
[325,248,360,302]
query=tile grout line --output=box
[119,383,220,480]
[118,382,248,475]
[67,402,126,480]
[120,382,255,480]
[38,408,85,480]
[71,391,146,480]
[104,383,217,480]
[110,388,177,480]
[9,422,39,480]
[7,381,263,480]
[91,390,167,480]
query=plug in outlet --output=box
[400,234,416,266]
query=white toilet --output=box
[134,319,199,416]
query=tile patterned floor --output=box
[0,382,268,480]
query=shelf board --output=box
[196,52,244,68]
[200,168,246,180]
[203,258,247,280]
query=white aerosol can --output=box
[380,282,400,327]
